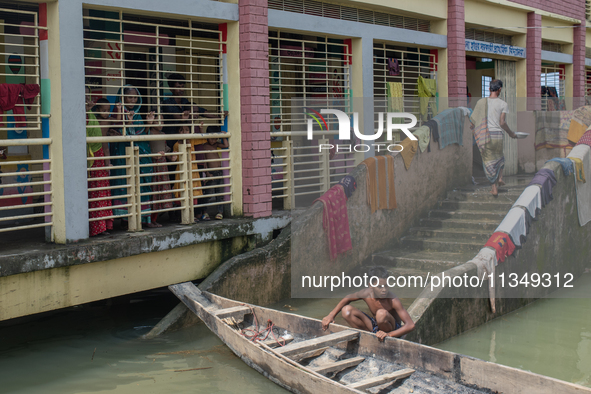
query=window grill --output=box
[541,64,565,111]
[465,28,513,46]
[585,68,591,104]
[83,8,225,130]
[83,8,229,224]
[269,30,351,134]
[482,76,492,98]
[0,3,53,236]
[541,40,563,53]
[269,0,430,32]
[373,42,437,132]
[269,30,355,208]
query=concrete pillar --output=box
[526,12,542,111]
[573,21,586,108]
[239,0,271,218]
[431,20,448,111]
[47,0,89,242]
[357,36,375,159]
[225,21,243,216]
[447,0,466,107]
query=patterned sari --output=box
[87,112,113,236]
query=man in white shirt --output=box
[471,79,517,196]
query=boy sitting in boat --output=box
[321,267,415,341]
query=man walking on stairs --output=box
[470,79,518,196]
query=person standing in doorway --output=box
[470,79,517,196]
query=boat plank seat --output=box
[275,330,359,357]
[312,356,365,375]
[348,368,415,390]
[261,336,294,348]
[214,306,252,320]
[290,347,328,362]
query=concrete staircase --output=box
[371,176,532,295]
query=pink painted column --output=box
[447,0,466,107]
[239,0,271,217]
[573,21,586,108]
[526,12,542,111]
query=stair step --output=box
[419,218,500,231]
[428,210,507,221]
[373,250,475,271]
[410,227,491,241]
[446,190,523,203]
[401,236,483,253]
[438,200,514,212]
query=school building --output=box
[0,0,589,320]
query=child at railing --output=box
[94,98,116,167]
[200,125,229,220]
[86,87,113,236]
[147,111,172,227]
[171,123,207,222]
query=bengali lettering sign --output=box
[465,40,526,58]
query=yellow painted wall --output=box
[0,236,251,321]
[345,0,446,20]
[465,0,526,35]
[541,17,573,43]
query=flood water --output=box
[1,279,589,393]
[435,273,591,388]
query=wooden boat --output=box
[170,282,591,394]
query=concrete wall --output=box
[291,118,473,294]
[407,160,591,346]
[0,214,290,321]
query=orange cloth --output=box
[361,155,397,213]
[173,139,206,200]
[399,137,418,170]
[567,120,587,144]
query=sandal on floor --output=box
[215,213,223,220]
[201,213,211,221]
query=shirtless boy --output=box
[321,267,415,341]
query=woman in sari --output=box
[85,86,113,236]
[109,85,156,228]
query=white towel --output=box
[468,248,498,313]
[567,144,591,226]
[512,185,542,220]
[495,207,527,247]
[457,106,471,116]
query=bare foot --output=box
[144,222,158,228]
[491,183,498,197]
[153,221,163,228]
[498,180,505,186]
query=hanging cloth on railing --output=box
[417,76,437,119]
[314,184,352,261]
[0,83,40,128]
[361,155,396,213]
[386,82,404,113]
[568,145,591,226]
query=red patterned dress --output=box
[87,113,113,236]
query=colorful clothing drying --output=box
[361,155,397,214]
[484,232,515,263]
[314,184,352,261]
[528,168,557,207]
